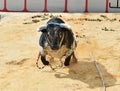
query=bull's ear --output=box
[37,25,46,32]
[60,23,71,30]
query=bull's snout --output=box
[51,45,59,50]
[50,38,59,50]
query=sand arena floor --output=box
[0,13,120,91]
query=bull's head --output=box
[37,22,71,50]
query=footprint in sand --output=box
[6,58,29,66]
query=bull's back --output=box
[47,18,65,24]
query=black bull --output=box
[37,18,77,67]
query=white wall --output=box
[68,0,85,12]
[27,0,44,11]
[88,0,106,12]
[109,0,120,12]
[0,0,4,10]
[47,0,65,12]
[0,0,120,12]
[6,0,24,11]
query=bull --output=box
[37,18,77,69]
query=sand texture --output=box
[0,13,120,91]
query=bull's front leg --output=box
[40,47,49,65]
[64,54,72,66]
[41,56,49,65]
[64,50,73,66]
[40,47,55,70]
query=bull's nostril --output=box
[51,45,58,50]
[54,42,57,45]
[52,40,58,46]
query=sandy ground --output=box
[0,13,120,91]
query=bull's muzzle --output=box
[51,45,59,50]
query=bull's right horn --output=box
[37,25,46,32]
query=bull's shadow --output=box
[54,60,117,88]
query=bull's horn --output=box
[37,25,46,32]
[60,23,71,30]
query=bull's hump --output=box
[47,18,65,24]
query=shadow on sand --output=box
[54,60,117,88]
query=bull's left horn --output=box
[37,25,46,32]
[60,23,71,30]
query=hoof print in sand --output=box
[6,58,29,66]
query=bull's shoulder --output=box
[64,29,76,49]
[39,33,47,48]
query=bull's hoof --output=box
[44,61,49,65]
[64,62,70,66]
[41,56,49,65]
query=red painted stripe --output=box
[85,0,88,12]
[43,0,48,12]
[23,0,28,12]
[105,0,109,13]
[64,0,68,12]
[3,0,7,11]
